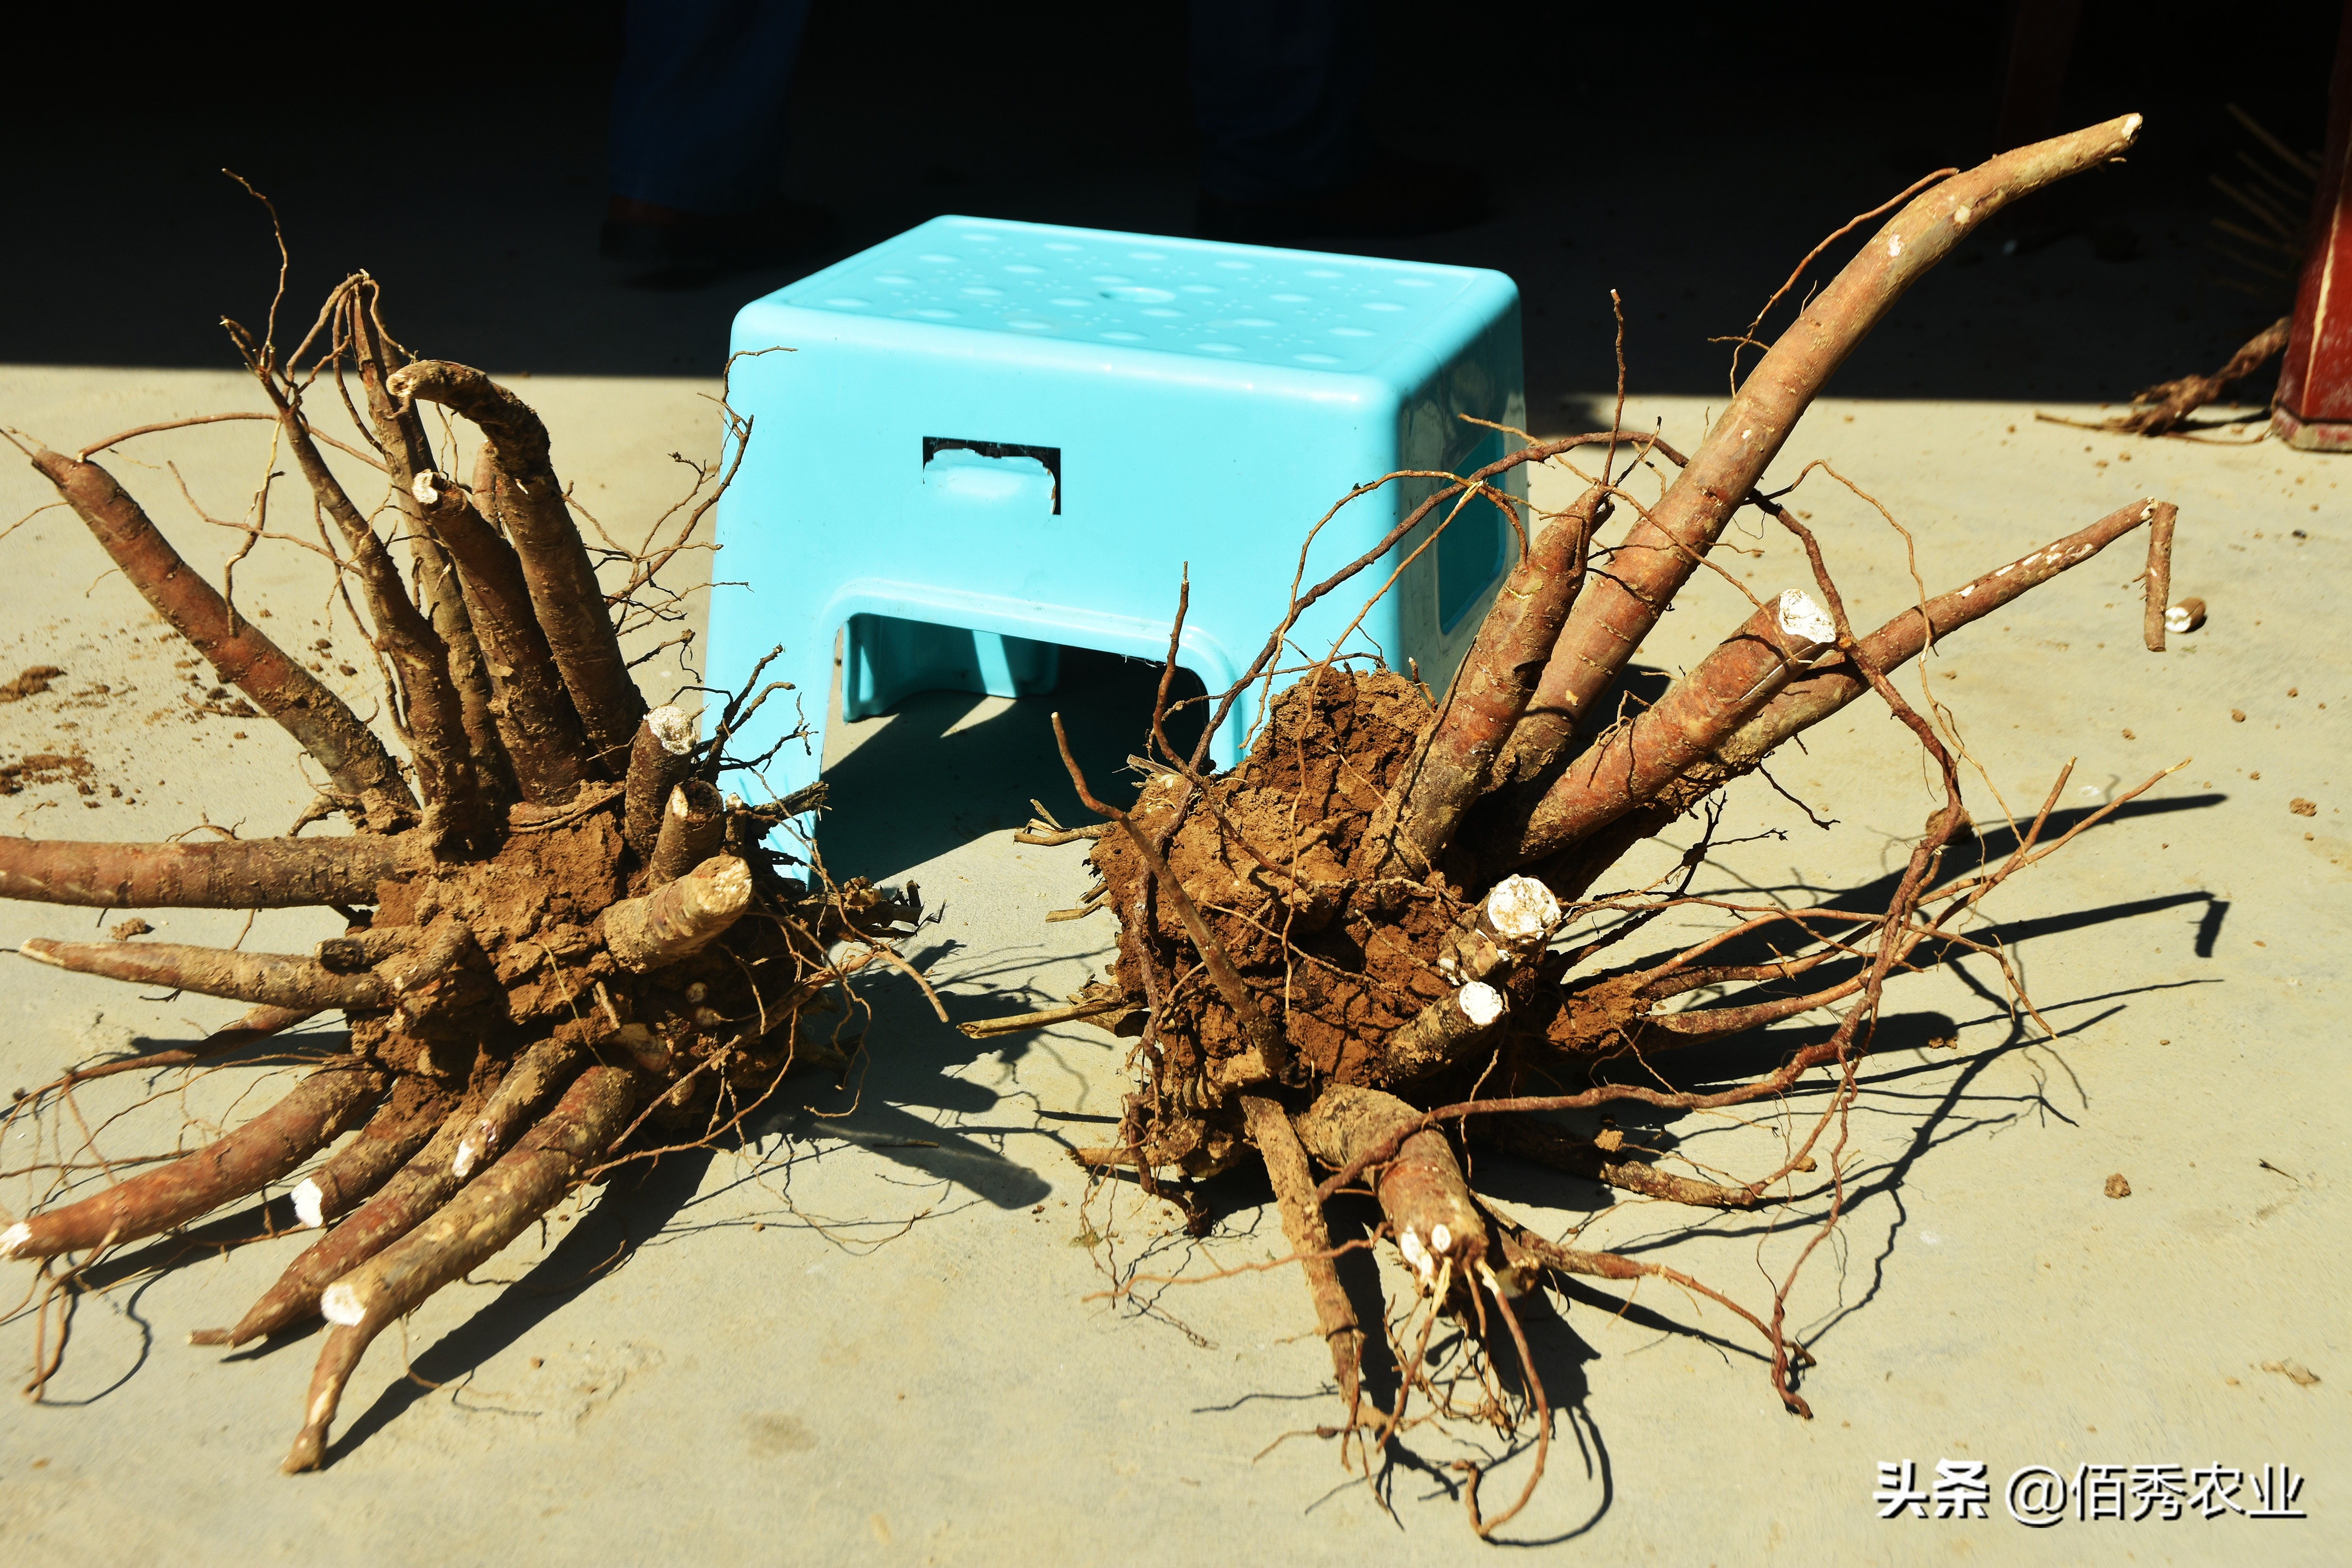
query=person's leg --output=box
[1188,0,1483,240]
[604,0,835,279]
[1189,0,1372,207]
[608,0,815,216]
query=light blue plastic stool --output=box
[711,215,1526,799]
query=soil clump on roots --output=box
[0,261,910,1472]
[1101,670,1443,1098]
[1052,114,2189,1537]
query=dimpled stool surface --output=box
[712,214,1526,794]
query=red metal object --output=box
[2275,0,2352,451]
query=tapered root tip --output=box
[292,1178,326,1230]
[0,1221,30,1259]
[188,1327,231,1346]
[15,940,64,969]
[282,1427,326,1474]
[645,704,695,756]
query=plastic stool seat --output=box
[711,215,1526,799]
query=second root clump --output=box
[1049,111,2188,1537]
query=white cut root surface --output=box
[1459,981,1505,1027]
[1775,588,1838,649]
[1486,876,1560,942]
[645,704,695,755]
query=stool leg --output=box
[976,632,1061,699]
[845,615,982,719]
[844,615,1067,716]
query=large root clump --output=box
[1056,114,2185,1536]
[0,272,903,1472]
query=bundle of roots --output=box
[0,271,910,1471]
[1052,115,2185,1534]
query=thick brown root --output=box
[409,478,596,804]
[1440,875,1561,983]
[602,854,752,971]
[1295,1085,1484,1289]
[647,780,726,886]
[237,354,486,838]
[19,939,390,1011]
[448,1035,588,1178]
[1545,498,2176,881]
[23,447,415,822]
[1499,114,2143,788]
[1500,589,1836,868]
[210,1100,479,1348]
[287,1078,457,1231]
[1357,485,1605,879]
[0,833,397,909]
[1373,982,1506,1088]
[283,1066,637,1473]
[624,707,697,858]
[207,1037,586,1348]
[406,525,516,804]
[2142,503,2177,653]
[1239,1094,1366,1419]
[1,1060,384,1262]
[1739,499,2170,761]
[385,361,648,770]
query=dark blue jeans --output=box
[607,0,1369,214]
[607,0,815,215]
[1189,0,1371,205]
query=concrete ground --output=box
[1,6,2345,1560]
[0,361,2341,1566]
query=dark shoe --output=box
[600,197,842,287]
[1196,150,1488,244]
